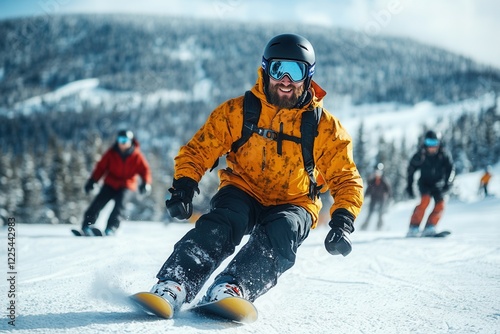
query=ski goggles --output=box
[262,59,314,82]
[117,136,131,144]
[424,138,440,147]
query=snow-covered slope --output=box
[8,78,194,117]
[1,167,499,333]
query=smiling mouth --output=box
[279,87,293,93]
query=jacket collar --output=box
[113,142,136,159]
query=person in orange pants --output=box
[406,130,455,237]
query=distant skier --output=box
[360,163,391,231]
[148,34,364,313]
[81,130,152,236]
[479,166,492,197]
[406,130,455,237]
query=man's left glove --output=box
[324,209,355,257]
[165,177,200,220]
[139,183,151,195]
[442,182,452,193]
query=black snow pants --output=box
[82,184,132,231]
[156,185,313,302]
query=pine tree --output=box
[482,106,498,167]
[353,121,369,179]
[46,137,67,223]
[16,151,44,223]
[0,150,17,224]
[393,137,409,202]
[66,144,88,224]
[374,135,389,168]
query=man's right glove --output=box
[324,209,355,257]
[165,177,200,220]
[406,184,415,199]
[84,178,95,194]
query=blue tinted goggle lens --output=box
[424,138,439,147]
[117,136,131,144]
[268,60,308,82]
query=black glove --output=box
[165,177,200,220]
[139,183,151,195]
[324,209,355,256]
[406,184,415,199]
[442,182,451,193]
[84,179,95,194]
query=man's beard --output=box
[267,83,304,109]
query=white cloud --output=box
[378,0,500,67]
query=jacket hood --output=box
[251,68,327,109]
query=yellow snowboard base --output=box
[130,292,174,319]
[192,296,258,323]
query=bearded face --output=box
[267,76,305,109]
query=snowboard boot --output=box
[406,225,420,237]
[82,226,94,236]
[150,280,186,311]
[104,227,117,236]
[421,225,437,237]
[204,282,243,303]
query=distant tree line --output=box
[1,98,498,224]
[2,14,500,110]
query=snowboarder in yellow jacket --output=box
[150,34,364,311]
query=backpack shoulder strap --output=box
[231,90,261,153]
[300,106,323,200]
[210,91,260,171]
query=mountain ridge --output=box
[1,13,499,110]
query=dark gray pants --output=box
[157,185,312,302]
[82,184,131,231]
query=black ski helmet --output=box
[261,33,316,91]
[423,130,441,147]
[117,129,134,141]
[424,130,440,140]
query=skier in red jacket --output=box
[81,130,152,236]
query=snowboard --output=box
[71,227,103,237]
[423,230,451,238]
[130,292,174,319]
[191,296,258,323]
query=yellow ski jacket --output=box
[173,69,363,227]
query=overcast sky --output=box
[1,0,499,68]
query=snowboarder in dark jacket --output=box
[360,163,391,231]
[406,130,455,237]
[81,130,152,236]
